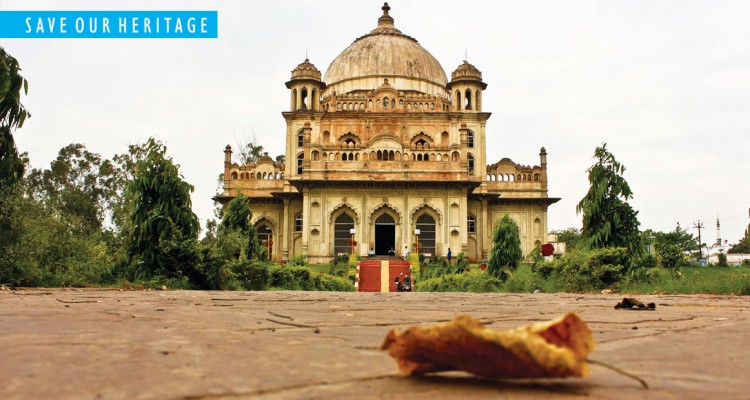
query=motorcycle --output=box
[402,276,411,292]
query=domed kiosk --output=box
[218,3,559,274]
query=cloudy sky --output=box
[3,0,749,245]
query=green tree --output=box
[488,214,523,279]
[642,223,697,256]
[728,224,750,254]
[656,243,682,277]
[218,192,259,260]
[0,47,31,185]
[577,143,642,261]
[26,144,115,234]
[108,139,164,234]
[123,139,200,280]
[551,227,585,251]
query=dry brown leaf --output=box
[381,312,595,380]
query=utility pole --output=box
[693,221,704,262]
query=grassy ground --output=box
[620,265,750,295]
[417,263,750,295]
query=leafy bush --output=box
[231,260,270,290]
[549,247,629,292]
[269,265,353,291]
[288,255,308,267]
[657,243,683,277]
[417,270,503,292]
[717,252,728,267]
[456,252,469,273]
[328,255,350,277]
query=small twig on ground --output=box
[210,298,247,301]
[266,318,320,333]
[268,311,293,320]
[55,299,101,304]
[588,358,649,389]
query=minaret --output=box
[716,215,721,246]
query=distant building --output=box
[215,3,559,262]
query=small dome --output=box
[451,61,482,81]
[323,3,448,95]
[291,59,322,81]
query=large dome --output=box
[323,3,448,95]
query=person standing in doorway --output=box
[404,245,410,260]
[447,248,453,264]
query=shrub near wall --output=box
[417,270,504,292]
[269,265,353,291]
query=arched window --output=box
[297,153,304,174]
[257,224,273,260]
[467,130,475,148]
[231,171,238,179]
[311,89,317,110]
[334,214,355,255]
[455,90,461,111]
[468,215,476,233]
[388,150,394,161]
[368,99,373,109]
[465,89,472,110]
[377,150,383,161]
[297,129,304,147]
[342,153,348,161]
[416,214,436,255]
[468,153,475,174]
[295,214,303,232]
[301,88,308,109]
[291,89,297,110]
[383,97,389,108]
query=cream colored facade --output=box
[216,3,559,262]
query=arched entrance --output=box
[257,224,273,260]
[374,214,396,255]
[334,213,355,255]
[416,214,436,255]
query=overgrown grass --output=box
[416,263,750,295]
[620,266,750,295]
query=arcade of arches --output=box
[215,3,559,262]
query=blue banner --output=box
[0,11,218,38]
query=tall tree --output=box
[107,139,164,234]
[26,144,113,234]
[729,224,750,254]
[123,139,199,280]
[577,143,642,260]
[0,47,30,185]
[488,214,523,278]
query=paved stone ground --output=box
[1,289,748,399]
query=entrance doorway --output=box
[374,214,396,255]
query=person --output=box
[403,274,411,292]
[394,275,401,291]
[447,248,452,264]
[388,247,395,256]
[368,248,375,256]
[404,245,410,260]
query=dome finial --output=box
[378,2,395,28]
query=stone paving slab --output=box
[1,289,748,399]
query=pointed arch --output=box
[368,202,402,225]
[409,203,443,225]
